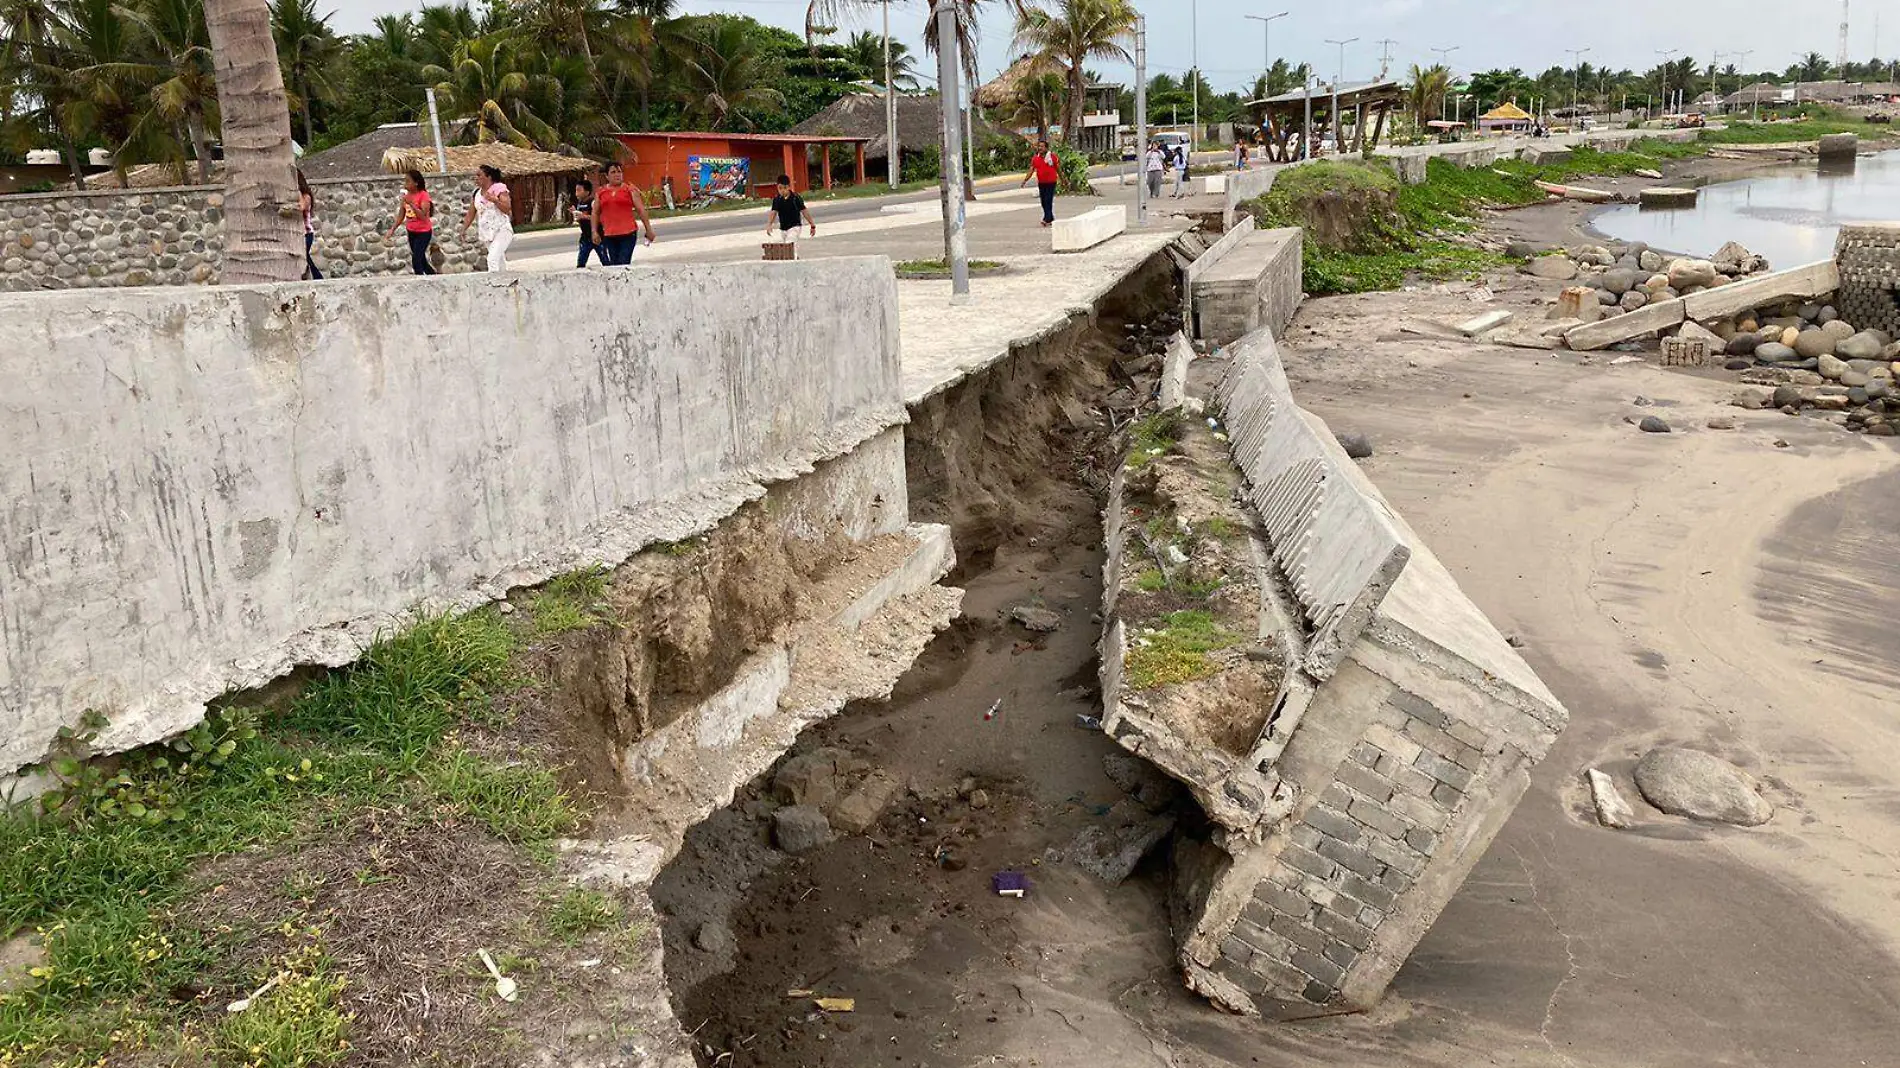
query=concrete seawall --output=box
[0,262,906,777]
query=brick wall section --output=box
[1210,687,1493,1006]
[0,174,484,291]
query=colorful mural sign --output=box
[688,156,751,200]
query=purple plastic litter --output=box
[992,871,1030,896]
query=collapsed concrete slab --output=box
[1566,260,1843,350]
[1192,227,1304,346]
[1100,326,1567,1015]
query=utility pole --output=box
[1326,37,1358,150]
[1840,0,1852,79]
[1566,47,1589,118]
[1377,38,1397,80]
[424,87,447,174]
[1245,11,1289,87]
[932,0,967,302]
[1302,75,1312,159]
[1135,14,1148,225]
[884,0,898,189]
[1729,49,1754,119]
[1655,49,1677,115]
[1190,0,1199,147]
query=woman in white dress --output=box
[458,164,514,271]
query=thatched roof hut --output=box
[792,92,1017,163]
[977,54,1063,109]
[382,142,595,225]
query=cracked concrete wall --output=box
[0,260,905,778]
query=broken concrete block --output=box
[1554,287,1601,324]
[1585,769,1637,829]
[830,770,903,834]
[1566,298,1688,351]
[1065,801,1176,884]
[773,804,833,854]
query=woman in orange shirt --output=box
[593,162,655,265]
[385,170,437,275]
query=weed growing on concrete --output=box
[529,566,611,637]
[1124,610,1246,690]
[1124,412,1181,469]
[541,888,621,945]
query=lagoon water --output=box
[1590,151,1900,268]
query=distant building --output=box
[792,92,1012,182]
[1477,101,1534,133]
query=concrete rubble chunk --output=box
[1455,309,1516,337]
[1585,769,1637,829]
[773,804,834,854]
[1065,801,1177,885]
[1567,297,1688,351]
[1681,260,1839,323]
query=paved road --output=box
[510,152,1232,260]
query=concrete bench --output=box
[1052,205,1127,252]
[1191,226,1303,344]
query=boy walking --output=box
[765,175,816,254]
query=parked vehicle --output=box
[1867,113,1893,125]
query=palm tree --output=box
[89,0,220,182]
[1006,67,1062,141]
[1794,51,1832,82]
[671,16,783,129]
[269,0,340,149]
[0,0,92,186]
[1407,63,1450,129]
[202,0,303,282]
[422,35,549,146]
[842,28,915,89]
[1011,0,1136,146]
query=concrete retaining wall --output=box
[1222,165,1281,230]
[0,174,485,290]
[1105,325,1569,1016]
[0,260,905,777]
[1193,227,1303,345]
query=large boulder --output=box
[1666,258,1718,291]
[1755,342,1798,364]
[1598,267,1641,295]
[773,805,835,854]
[1838,332,1886,361]
[1529,255,1578,280]
[1632,748,1773,826]
[1794,329,1838,359]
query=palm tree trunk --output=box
[61,139,87,192]
[187,114,214,185]
[1064,60,1084,146]
[204,0,304,283]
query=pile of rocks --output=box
[1703,301,1900,436]
[1525,239,1773,317]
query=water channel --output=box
[1590,150,1900,267]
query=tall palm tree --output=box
[842,28,915,89]
[1794,51,1832,82]
[671,16,783,129]
[422,35,548,146]
[1407,63,1450,129]
[0,0,92,186]
[1011,0,1135,146]
[202,0,304,283]
[89,0,220,182]
[1006,67,1062,142]
[269,0,340,148]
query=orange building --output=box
[610,131,871,201]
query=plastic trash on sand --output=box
[992,871,1030,898]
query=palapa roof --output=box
[300,121,469,180]
[976,53,1063,109]
[792,92,1015,162]
[1479,101,1532,122]
[381,141,594,178]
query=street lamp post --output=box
[1245,11,1290,87]
[1431,46,1460,123]
[1190,0,1199,148]
[1566,47,1589,121]
[1326,37,1358,151]
[884,0,898,189]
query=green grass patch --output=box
[894,259,1004,273]
[541,888,622,945]
[0,605,583,1063]
[1134,568,1168,593]
[1123,610,1247,690]
[1125,411,1181,469]
[528,566,610,637]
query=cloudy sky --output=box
[327,0,1875,93]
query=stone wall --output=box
[0,174,484,290]
[0,260,906,777]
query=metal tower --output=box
[1840,0,1852,77]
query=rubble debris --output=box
[1103,753,1183,813]
[1064,802,1176,885]
[1008,604,1063,632]
[814,997,856,1013]
[1453,309,1515,336]
[773,805,834,854]
[991,872,1030,898]
[1638,415,1672,434]
[1632,747,1773,826]
[1584,768,1638,829]
[1335,431,1375,459]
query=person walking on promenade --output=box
[764,175,816,253]
[1171,141,1190,198]
[297,170,322,279]
[1235,139,1249,170]
[459,164,513,271]
[593,161,655,266]
[385,170,437,275]
[572,178,598,267]
[1144,141,1166,200]
[1022,140,1061,227]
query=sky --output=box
[325,0,1883,94]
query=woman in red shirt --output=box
[385,170,437,275]
[593,162,655,265]
[1021,140,1061,228]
